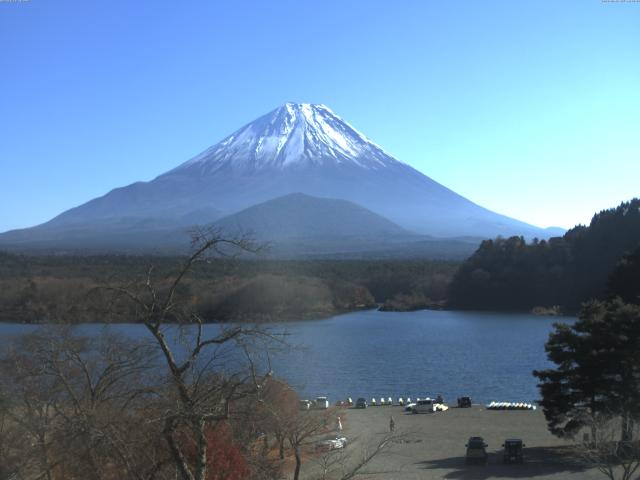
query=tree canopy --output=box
[534,299,640,441]
[607,246,640,305]
[449,198,640,312]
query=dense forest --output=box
[0,252,458,323]
[448,198,640,313]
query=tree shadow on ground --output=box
[415,446,591,479]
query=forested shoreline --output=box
[448,199,640,314]
[0,252,457,323]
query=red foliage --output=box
[262,378,299,417]
[177,423,250,480]
[205,423,250,480]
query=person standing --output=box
[389,415,395,432]
[337,415,343,433]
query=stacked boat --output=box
[434,403,449,412]
[486,401,536,410]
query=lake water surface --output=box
[0,309,570,405]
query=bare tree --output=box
[0,327,165,480]
[251,377,299,460]
[310,429,407,480]
[287,408,334,480]
[0,392,29,480]
[578,412,640,480]
[104,230,281,480]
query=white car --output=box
[316,437,347,452]
[315,396,329,409]
[315,436,347,451]
[412,398,435,414]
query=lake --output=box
[0,309,570,405]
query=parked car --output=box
[465,436,488,465]
[315,436,347,452]
[315,396,329,409]
[355,397,367,409]
[299,399,312,410]
[404,402,416,411]
[412,398,435,414]
[502,438,525,464]
[457,396,472,408]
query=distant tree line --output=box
[448,198,640,313]
[0,253,458,323]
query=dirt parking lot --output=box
[307,404,605,480]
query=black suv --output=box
[503,438,525,464]
[465,436,488,465]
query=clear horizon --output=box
[1,1,638,232]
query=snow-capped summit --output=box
[172,103,402,174]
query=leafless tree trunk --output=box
[104,229,279,480]
[284,409,332,480]
[578,412,640,480]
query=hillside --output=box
[448,198,640,313]
[213,193,409,240]
[210,193,483,259]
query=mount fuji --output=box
[0,103,560,254]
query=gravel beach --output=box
[299,404,604,480]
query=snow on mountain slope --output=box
[172,103,398,174]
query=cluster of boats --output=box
[369,397,399,406]
[307,396,535,411]
[353,395,448,407]
[486,401,536,410]
[314,394,461,413]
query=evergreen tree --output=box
[608,246,640,305]
[534,299,640,441]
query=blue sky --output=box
[0,0,638,232]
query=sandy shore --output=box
[299,404,604,480]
